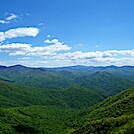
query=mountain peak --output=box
[9,64,27,68]
[0,65,7,69]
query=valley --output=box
[0,65,134,133]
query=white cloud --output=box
[44,39,51,44]
[5,27,39,39]
[86,57,134,66]
[16,59,74,68]
[51,39,59,43]
[19,57,31,60]
[55,51,114,60]
[6,13,17,21]
[0,43,31,52]
[0,32,5,42]
[105,49,134,56]
[62,49,134,60]
[6,56,134,68]
[47,35,51,38]
[28,42,71,56]
[0,41,71,56]
[0,27,39,42]
[0,20,9,24]
[1,29,134,67]
[0,13,18,24]
[1,42,134,65]
[51,49,134,67]
[44,38,59,44]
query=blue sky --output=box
[0,0,134,67]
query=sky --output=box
[0,0,134,67]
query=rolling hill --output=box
[0,65,134,94]
[0,84,134,133]
[74,71,134,96]
[70,88,134,134]
[0,80,105,109]
[0,65,134,133]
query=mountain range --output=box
[0,65,134,133]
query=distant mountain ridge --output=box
[0,64,134,92]
[1,64,134,69]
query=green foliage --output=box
[72,114,134,134]
[0,66,74,90]
[74,72,134,96]
[0,80,67,108]
[0,106,79,134]
[0,65,134,133]
[61,85,104,109]
[70,88,134,134]
[0,65,134,94]
[0,80,104,109]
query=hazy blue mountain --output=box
[0,65,134,91]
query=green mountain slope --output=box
[74,71,134,96]
[0,65,134,94]
[61,85,104,109]
[0,80,67,108]
[0,65,74,90]
[0,80,106,134]
[1,79,133,133]
[0,81,104,133]
[70,88,134,134]
[0,65,134,133]
[0,106,79,134]
[0,80,104,109]
[72,114,134,134]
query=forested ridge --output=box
[0,65,134,133]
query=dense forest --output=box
[0,65,134,133]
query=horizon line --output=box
[0,64,134,69]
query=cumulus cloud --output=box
[44,38,59,44]
[0,41,71,56]
[85,57,134,66]
[44,39,51,44]
[1,42,134,61]
[0,32,5,42]
[54,50,114,60]
[60,49,134,60]
[105,49,134,56]
[51,49,134,66]
[0,27,39,42]
[29,42,71,56]
[0,20,9,24]
[1,30,134,67]
[6,13,17,21]
[13,56,134,67]
[51,39,59,43]
[0,13,18,24]
[5,27,39,39]
[0,43,31,53]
